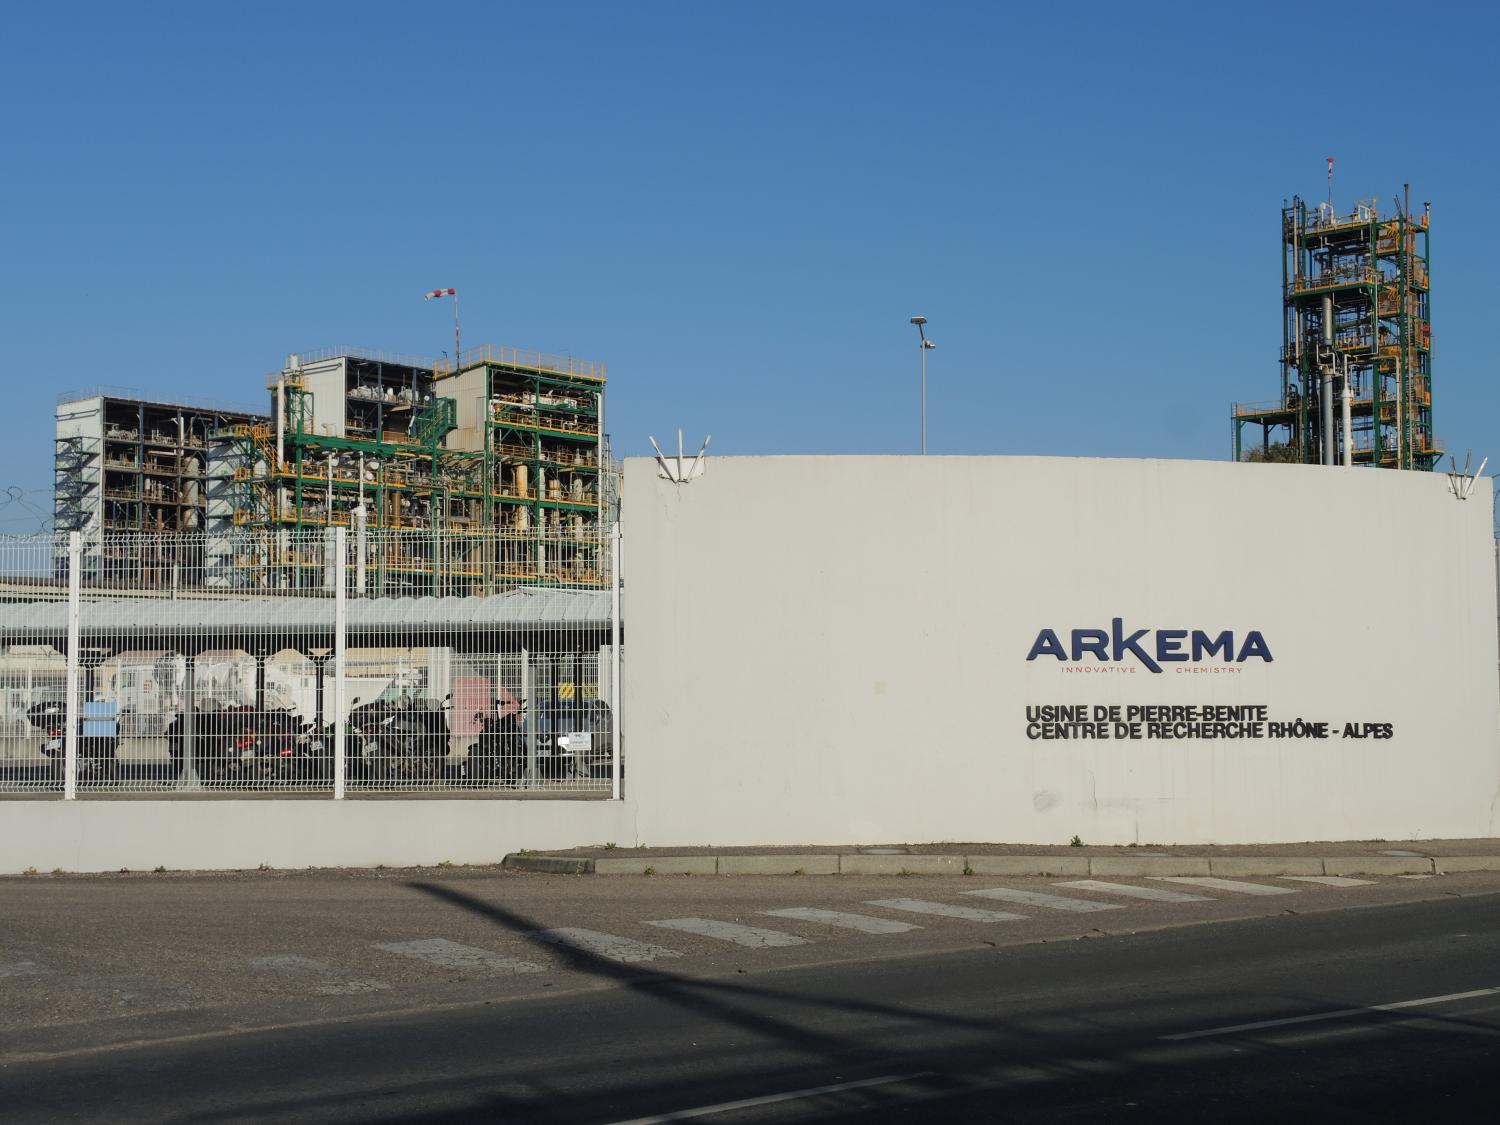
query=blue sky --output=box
[3,0,1497,528]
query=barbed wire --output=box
[0,487,54,534]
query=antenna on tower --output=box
[1447,451,1488,501]
[649,428,711,483]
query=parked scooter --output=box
[27,700,67,764]
[28,699,119,784]
[294,720,334,783]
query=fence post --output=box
[522,647,536,786]
[333,527,347,800]
[610,520,622,801]
[63,532,81,801]
[178,657,199,789]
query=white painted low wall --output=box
[623,455,1500,846]
[7,453,1498,871]
[0,798,636,874]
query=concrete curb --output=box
[500,855,594,875]
[505,852,1500,877]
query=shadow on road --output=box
[24,881,1494,1125]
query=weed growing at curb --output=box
[643,865,656,876]
[604,842,618,850]
[963,863,975,876]
[1069,835,1084,848]
[153,865,167,874]
[437,860,455,868]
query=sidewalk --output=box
[503,838,1500,877]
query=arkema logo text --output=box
[1027,619,1273,674]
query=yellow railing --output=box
[492,406,599,437]
[1233,399,1294,418]
[435,343,605,381]
[1291,265,1379,292]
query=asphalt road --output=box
[2,871,1497,1122]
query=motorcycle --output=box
[348,693,453,784]
[467,701,615,784]
[191,705,306,786]
[469,704,527,786]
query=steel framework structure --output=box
[1232,190,1438,469]
[215,348,614,595]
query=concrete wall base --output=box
[0,798,638,874]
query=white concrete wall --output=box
[0,799,635,874]
[441,366,488,453]
[9,453,1498,872]
[297,359,347,439]
[623,455,1500,846]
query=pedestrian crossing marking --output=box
[864,898,1027,923]
[962,887,1125,913]
[527,927,682,963]
[762,908,921,934]
[1153,877,1297,896]
[247,954,390,994]
[1054,880,1212,903]
[373,938,545,974]
[1279,876,1376,887]
[646,918,808,948]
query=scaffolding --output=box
[1231,189,1439,469]
[216,347,616,594]
[53,392,266,582]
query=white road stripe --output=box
[864,898,1027,923]
[646,918,807,948]
[604,1071,933,1124]
[246,954,389,994]
[762,908,921,934]
[1280,875,1376,887]
[527,928,682,963]
[249,954,331,972]
[1152,877,1298,896]
[1162,986,1500,1041]
[962,887,1124,913]
[374,938,544,974]
[1055,879,1212,903]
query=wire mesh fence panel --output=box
[342,647,614,794]
[333,527,617,795]
[0,535,69,792]
[0,527,621,798]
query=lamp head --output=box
[910,316,927,326]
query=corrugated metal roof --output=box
[0,588,612,647]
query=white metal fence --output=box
[0,529,622,799]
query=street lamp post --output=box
[910,316,936,454]
[424,288,460,369]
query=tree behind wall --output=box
[1242,442,1301,464]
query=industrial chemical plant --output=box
[49,179,1441,594]
[1232,186,1438,469]
[54,345,617,594]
